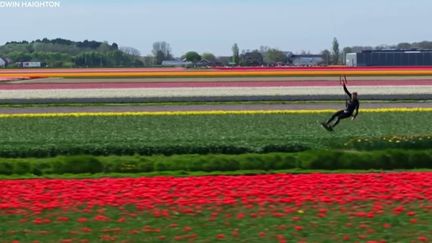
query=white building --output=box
[0,57,6,67]
[22,62,41,68]
[345,53,357,67]
[161,60,192,67]
[290,55,324,66]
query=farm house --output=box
[290,54,324,66]
[0,57,6,67]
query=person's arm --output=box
[343,84,352,98]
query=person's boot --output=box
[320,122,333,131]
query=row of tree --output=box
[0,38,339,67]
[2,38,432,67]
[177,45,289,66]
[0,39,142,68]
[4,50,144,68]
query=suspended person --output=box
[321,82,359,131]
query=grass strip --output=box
[0,112,430,157]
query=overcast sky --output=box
[0,0,431,56]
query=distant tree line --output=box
[0,38,309,68]
[0,38,142,68]
[177,47,288,67]
[2,38,432,68]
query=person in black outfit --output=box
[322,84,359,131]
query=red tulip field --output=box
[1,173,432,242]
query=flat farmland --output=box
[0,111,431,157]
[1,76,432,103]
[1,68,432,242]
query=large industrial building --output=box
[346,50,432,66]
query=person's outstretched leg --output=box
[326,110,344,126]
[331,116,341,128]
[330,112,351,128]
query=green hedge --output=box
[0,144,309,158]
[298,150,432,170]
[0,149,431,176]
[0,153,298,175]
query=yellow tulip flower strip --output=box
[0,108,431,119]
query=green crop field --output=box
[0,112,430,157]
[2,202,431,243]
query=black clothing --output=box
[343,84,360,116]
[326,110,352,127]
[345,99,360,114]
[325,84,360,128]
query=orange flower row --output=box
[2,68,432,78]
